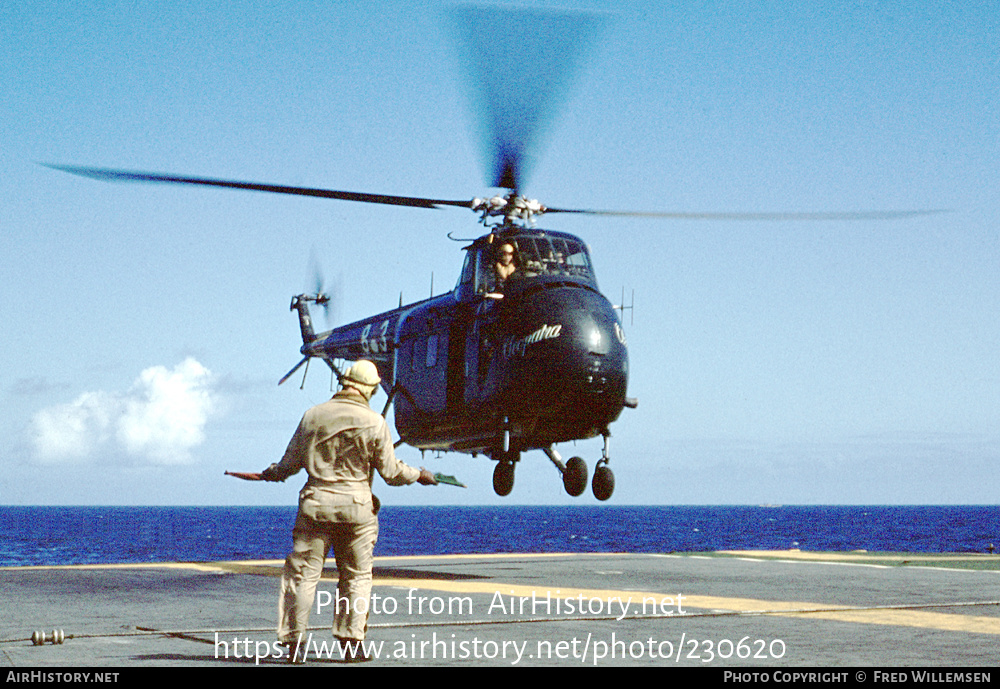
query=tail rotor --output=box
[280,252,341,387]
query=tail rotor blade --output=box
[279,356,309,386]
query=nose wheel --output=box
[591,431,615,501]
[592,459,615,501]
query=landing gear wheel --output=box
[493,460,515,497]
[563,456,588,497]
[592,464,615,501]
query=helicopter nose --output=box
[509,285,628,428]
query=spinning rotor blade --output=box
[448,6,607,193]
[306,249,341,326]
[278,356,310,386]
[43,10,943,228]
[308,250,329,319]
[45,163,942,224]
[543,207,948,221]
[43,164,473,211]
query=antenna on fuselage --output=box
[615,287,635,326]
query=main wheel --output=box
[592,465,615,501]
[493,460,515,496]
[563,456,588,497]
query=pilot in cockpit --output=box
[493,242,518,283]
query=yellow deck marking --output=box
[721,549,1000,566]
[6,553,997,635]
[368,577,1000,636]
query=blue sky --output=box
[2,1,997,506]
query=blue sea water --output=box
[1,505,998,567]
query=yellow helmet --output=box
[343,360,381,392]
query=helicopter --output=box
[281,196,638,501]
[44,7,938,501]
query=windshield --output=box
[460,233,598,294]
[513,236,595,280]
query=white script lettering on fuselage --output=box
[502,323,563,358]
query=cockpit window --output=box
[510,236,595,281]
[459,250,477,287]
[459,235,597,294]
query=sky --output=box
[2,1,998,506]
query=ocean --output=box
[2,505,998,568]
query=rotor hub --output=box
[471,193,547,227]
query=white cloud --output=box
[29,358,218,465]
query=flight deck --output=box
[2,551,998,668]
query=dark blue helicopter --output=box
[282,196,637,501]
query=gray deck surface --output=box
[2,551,998,667]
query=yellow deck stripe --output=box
[6,553,997,635]
[368,577,1000,636]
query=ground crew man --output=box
[260,359,436,662]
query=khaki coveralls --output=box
[264,389,420,643]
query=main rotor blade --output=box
[543,207,948,221]
[447,6,608,193]
[45,164,944,223]
[43,164,473,211]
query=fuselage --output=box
[306,228,629,456]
